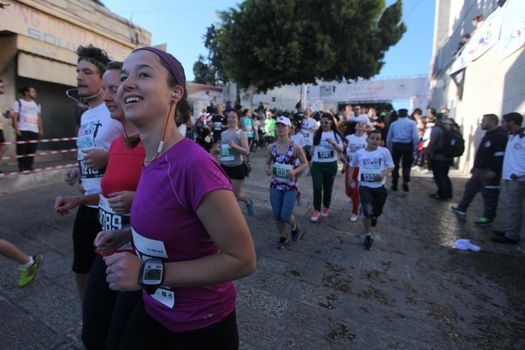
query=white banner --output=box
[500,0,525,60]
[463,7,502,62]
[306,77,428,102]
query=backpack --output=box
[437,121,465,158]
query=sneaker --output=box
[364,235,374,250]
[245,199,255,216]
[402,183,409,192]
[350,213,358,222]
[450,206,467,216]
[475,217,493,228]
[371,217,378,227]
[276,236,289,249]
[321,208,329,217]
[429,194,449,201]
[310,210,320,222]
[18,255,42,287]
[291,223,300,242]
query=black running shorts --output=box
[221,163,246,180]
[72,205,102,273]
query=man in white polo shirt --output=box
[492,112,525,244]
[11,86,43,171]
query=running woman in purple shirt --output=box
[95,47,256,349]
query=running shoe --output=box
[321,208,329,217]
[364,235,374,250]
[350,213,358,222]
[310,210,320,222]
[371,217,378,227]
[450,206,466,216]
[475,217,492,228]
[18,255,42,287]
[245,199,255,216]
[276,236,289,249]
[429,194,450,201]
[402,183,409,192]
[291,223,300,242]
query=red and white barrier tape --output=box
[0,137,77,145]
[1,148,77,160]
[0,162,77,177]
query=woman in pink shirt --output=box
[95,47,256,349]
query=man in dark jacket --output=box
[426,112,456,199]
[451,114,507,226]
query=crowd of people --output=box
[0,43,524,349]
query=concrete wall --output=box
[429,0,524,174]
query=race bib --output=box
[204,135,212,143]
[220,144,235,161]
[214,122,222,131]
[360,173,382,182]
[132,227,174,308]
[77,135,95,153]
[24,116,39,127]
[318,150,334,159]
[302,130,310,138]
[98,195,129,231]
[272,163,293,184]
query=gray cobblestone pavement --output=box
[0,149,524,349]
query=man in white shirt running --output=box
[54,45,122,302]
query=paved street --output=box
[0,149,524,349]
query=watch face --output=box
[144,268,161,281]
[142,261,163,285]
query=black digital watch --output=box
[139,258,165,294]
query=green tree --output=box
[193,55,212,84]
[210,0,406,104]
[193,25,227,85]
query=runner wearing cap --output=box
[265,116,308,249]
[310,113,345,222]
[216,110,254,216]
[100,47,255,349]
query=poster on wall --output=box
[500,0,525,60]
[463,7,502,62]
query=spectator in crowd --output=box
[426,112,455,200]
[451,114,507,227]
[11,86,43,171]
[0,79,8,173]
[386,108,419,192]
[492,112,525,244]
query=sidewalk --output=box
[0,149,524,349]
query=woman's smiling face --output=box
[117,50,173,127]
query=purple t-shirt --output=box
[130,138,236,333]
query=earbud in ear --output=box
[172,91,179,98]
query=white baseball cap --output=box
[276,116,291,127]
